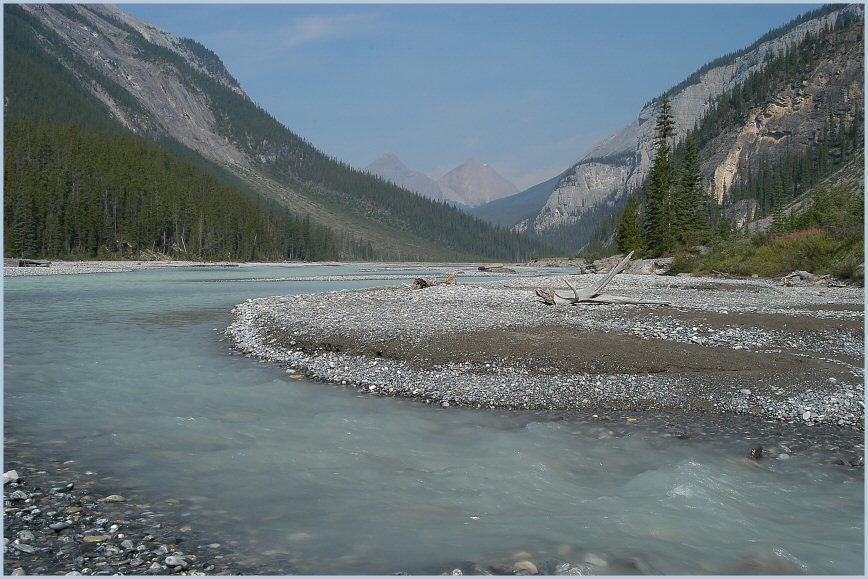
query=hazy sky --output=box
[123,2,820,190]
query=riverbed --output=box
[3,264,864,574]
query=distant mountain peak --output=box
[366,154,444,201]
[436,158,518,207]
[368,153,409,171]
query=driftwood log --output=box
[478,264,516,273]
[413,273,456,289]
[536,251,670,306]
[16,259,51,267]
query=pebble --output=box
[13,542,36,554]
[97,495,125,503]
[165,555,188,568]
[4,469,20,484]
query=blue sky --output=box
[123,2,820,190]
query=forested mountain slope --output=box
[5,4,551,262]
[473,4,862,255]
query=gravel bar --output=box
[2,260,245,277]
[227,273,865,430]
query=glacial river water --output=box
[3,264,864,574]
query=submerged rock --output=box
[513,560,539,575]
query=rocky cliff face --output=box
[20,4,250,167]
[435,157,519,207]
[531,159,630,232]
[527,4,862,235]
[705,24,864,203]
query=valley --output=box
[3,4,865,577]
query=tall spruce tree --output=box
[616,193,643,254]
[643,95,676,255]
[673,135,709,247]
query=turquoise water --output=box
[3,265,864,574]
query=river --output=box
[3,264,863,574]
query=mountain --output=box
[5,4,551,262]
[365,154,445,202]
[435,157,519,207]
[366,154,519,209]
[478,4,862,254]
[469,173,562,229]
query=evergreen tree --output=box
[616,194,643,254]
[673,135,709,247]
[643,95,676,255]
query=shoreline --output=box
[2,260,291,277]
[226,274,864,430]
[1,259,513,277]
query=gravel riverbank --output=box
[227,273,864,430]
[2,260,245,277]
[2,445,268,576]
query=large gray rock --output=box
[625,259,657,275]
[3,470,19,485]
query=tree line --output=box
[4,119,339,261]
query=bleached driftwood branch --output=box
[535,251,670,306]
